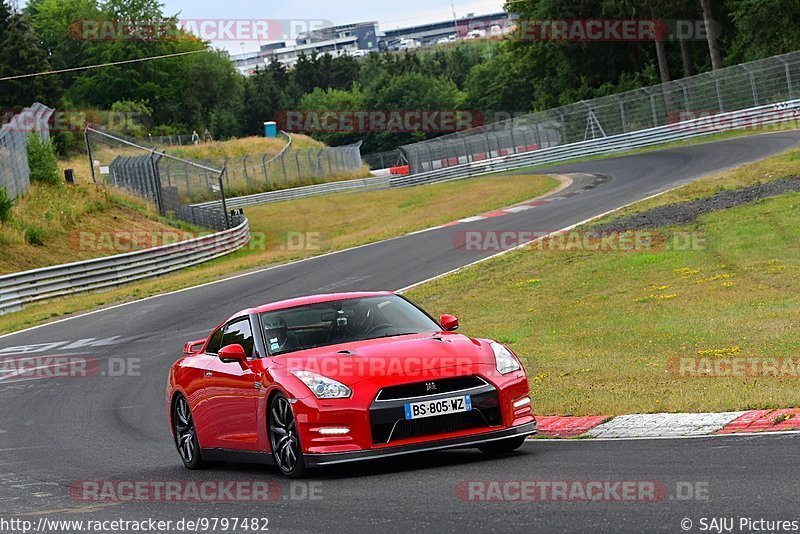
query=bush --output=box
[0,186,13,223]
[27,134,60,185]
[24,224,45,246]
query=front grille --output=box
[375,376,487,401]
[369,387,502,444]
[391,411,488,441]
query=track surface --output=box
[2,132,800,533]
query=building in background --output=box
[229,12,511,74]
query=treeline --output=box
[0,0,798,155]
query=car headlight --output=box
[491,342,521,374]
[290,370,352,399]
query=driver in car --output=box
[264,317,296,354]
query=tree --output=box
[298,86,364,147]
[727,0,800,62]
[700,0,723,69]
[0,11,61,108]
[24,0,100,77]
[363,72,465,152]
[463,47,537,113]
[241,61,299,136]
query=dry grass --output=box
[408,147,800,416]
[167,134,324,160]
[0,184,197,274]
[0,174,559,334]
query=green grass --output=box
[408,148,800,416]
[0,173,560,335]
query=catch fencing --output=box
[86,127,240,231]
[401,49,800,173]
[87,127,365,211]
[362,149,406,170]
[0,103,55,198]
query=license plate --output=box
[404,395,472,420]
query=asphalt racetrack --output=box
[2,131,799,533]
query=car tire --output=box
[478,436,527,454]
[269,394,307,478]
[172,395,208,470]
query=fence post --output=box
[306,150,314,178]
[242,155,250,192]
[261,154,269,185]
[218,166,230,230]
[149,149,165,215]
[618,96,627,133]
[295,151,302,181]
[714,75,725,112]
[280,152,287,183]
[741,64,759,106]
[84,128,97,185]
[675,80,690,112]
[777,56,794,99]
[642,87,658,127]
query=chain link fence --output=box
[0,103,56,198]
[401,50,800,174]
[362,149,407,170]
[85,127,241,231]
[168,138,365,201]
[85,127,365,228]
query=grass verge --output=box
[0,173,559,335]
[0,183,197,274]
[408,148,800,416]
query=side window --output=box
[221,318,255,359]
[206,327,224,354]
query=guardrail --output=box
[193,99,800,209]
[194,175,390,209]
[0,218,250,316]
[390,100,800,187]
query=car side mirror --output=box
[440,314,459,332]
[218,344,248,364]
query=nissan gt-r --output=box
[167,291,537,477]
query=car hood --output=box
[270,332,494,387]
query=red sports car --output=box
[167,292,537,477]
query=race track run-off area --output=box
[1,131,800,533]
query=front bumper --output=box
[303,420,537,467]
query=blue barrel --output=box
[264,121,277,138]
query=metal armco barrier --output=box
[0,218,250,316]
[196,99,800,207]
[390,100,800,187]
[194,175,390,209]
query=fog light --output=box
[513,397,531,409]
[318,427,350,435]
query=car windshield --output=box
[260,295,441,356]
